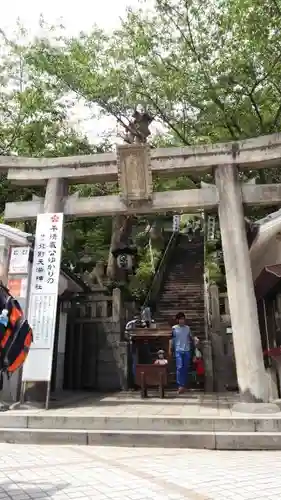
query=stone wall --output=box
[211,328,237,391]
[202,340,214,392]
[208,285,238,392]
[97,321,128,391]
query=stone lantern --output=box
[111,246,138,276]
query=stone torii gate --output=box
[2,133,281,404]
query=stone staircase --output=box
[154,233,205,339]
[1,392,281,450]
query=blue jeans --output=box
[175,351,191,388]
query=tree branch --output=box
[272,102,281,130]
[248,92,264,132]
[272,0,281,17]
[161,3,241,139]
[133,67,191,145]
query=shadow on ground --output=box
[0,480,69,499]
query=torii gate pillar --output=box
[215,165,270,403]
[44,178,67,213]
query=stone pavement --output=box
[10,391,243,417]
[0,443,281,500]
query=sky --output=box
[1,0,151,143]
[2,0,141,37]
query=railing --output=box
[143,231,178,310]
[219,293,229,315]
[62,287,122,322]
[208,284,231,329]
[219,292,230,322]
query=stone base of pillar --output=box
[23,382,48,408]
[10,401,45,410]
[232,402,280,414]
[202,340,214,392]
[265,367,279,401]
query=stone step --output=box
[158,299,204,303]
[161,289,203,294]
[162,289,202,293]
[159,294,204,297]
[159,293,203,296]
[157,307,204,311]
[167,278,203,280]
[1,427,281,450]
[158,306,204,309]
[161,294,203,296]
[157,309,204,313]
[163,282,203,286]
[157,312,204,316]
[163,282,203,285]
[3,413,281,432]
[157,303,204,307]
[161,291,203,295]
[163,286,203,290]
[156,314,204,319]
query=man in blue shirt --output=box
[169,312,193,394]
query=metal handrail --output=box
[143,230,178,308]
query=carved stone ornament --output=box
[116,144,153,206]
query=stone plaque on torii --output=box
[117,110,153,207]
[2,130,281,407]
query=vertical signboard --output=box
[8,246,30,302]
[9,247,30,275]
[173,215,180,232]
[22,213,63,383]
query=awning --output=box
[0,223,32,246]
[255,264,281,300]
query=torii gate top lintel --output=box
[1,132,281,184]
[3,132,281,221]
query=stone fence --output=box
[208,284,237,391]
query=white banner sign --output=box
[9,246,30,274]
[173,215,180,232]
[22,213,64,383]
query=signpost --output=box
[9,247,29,275]
[21,213,64,409]
[172,215,180,232]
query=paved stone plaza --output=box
[0,443,280,500]
[11,392,243,417]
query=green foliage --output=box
[130,246,162,302]
[0,31,113,274]
[24,1,281,148]
[205,241,224,286]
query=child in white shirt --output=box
[154,349,168,366]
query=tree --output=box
[0,30,115,278]
[24,0,281,148]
